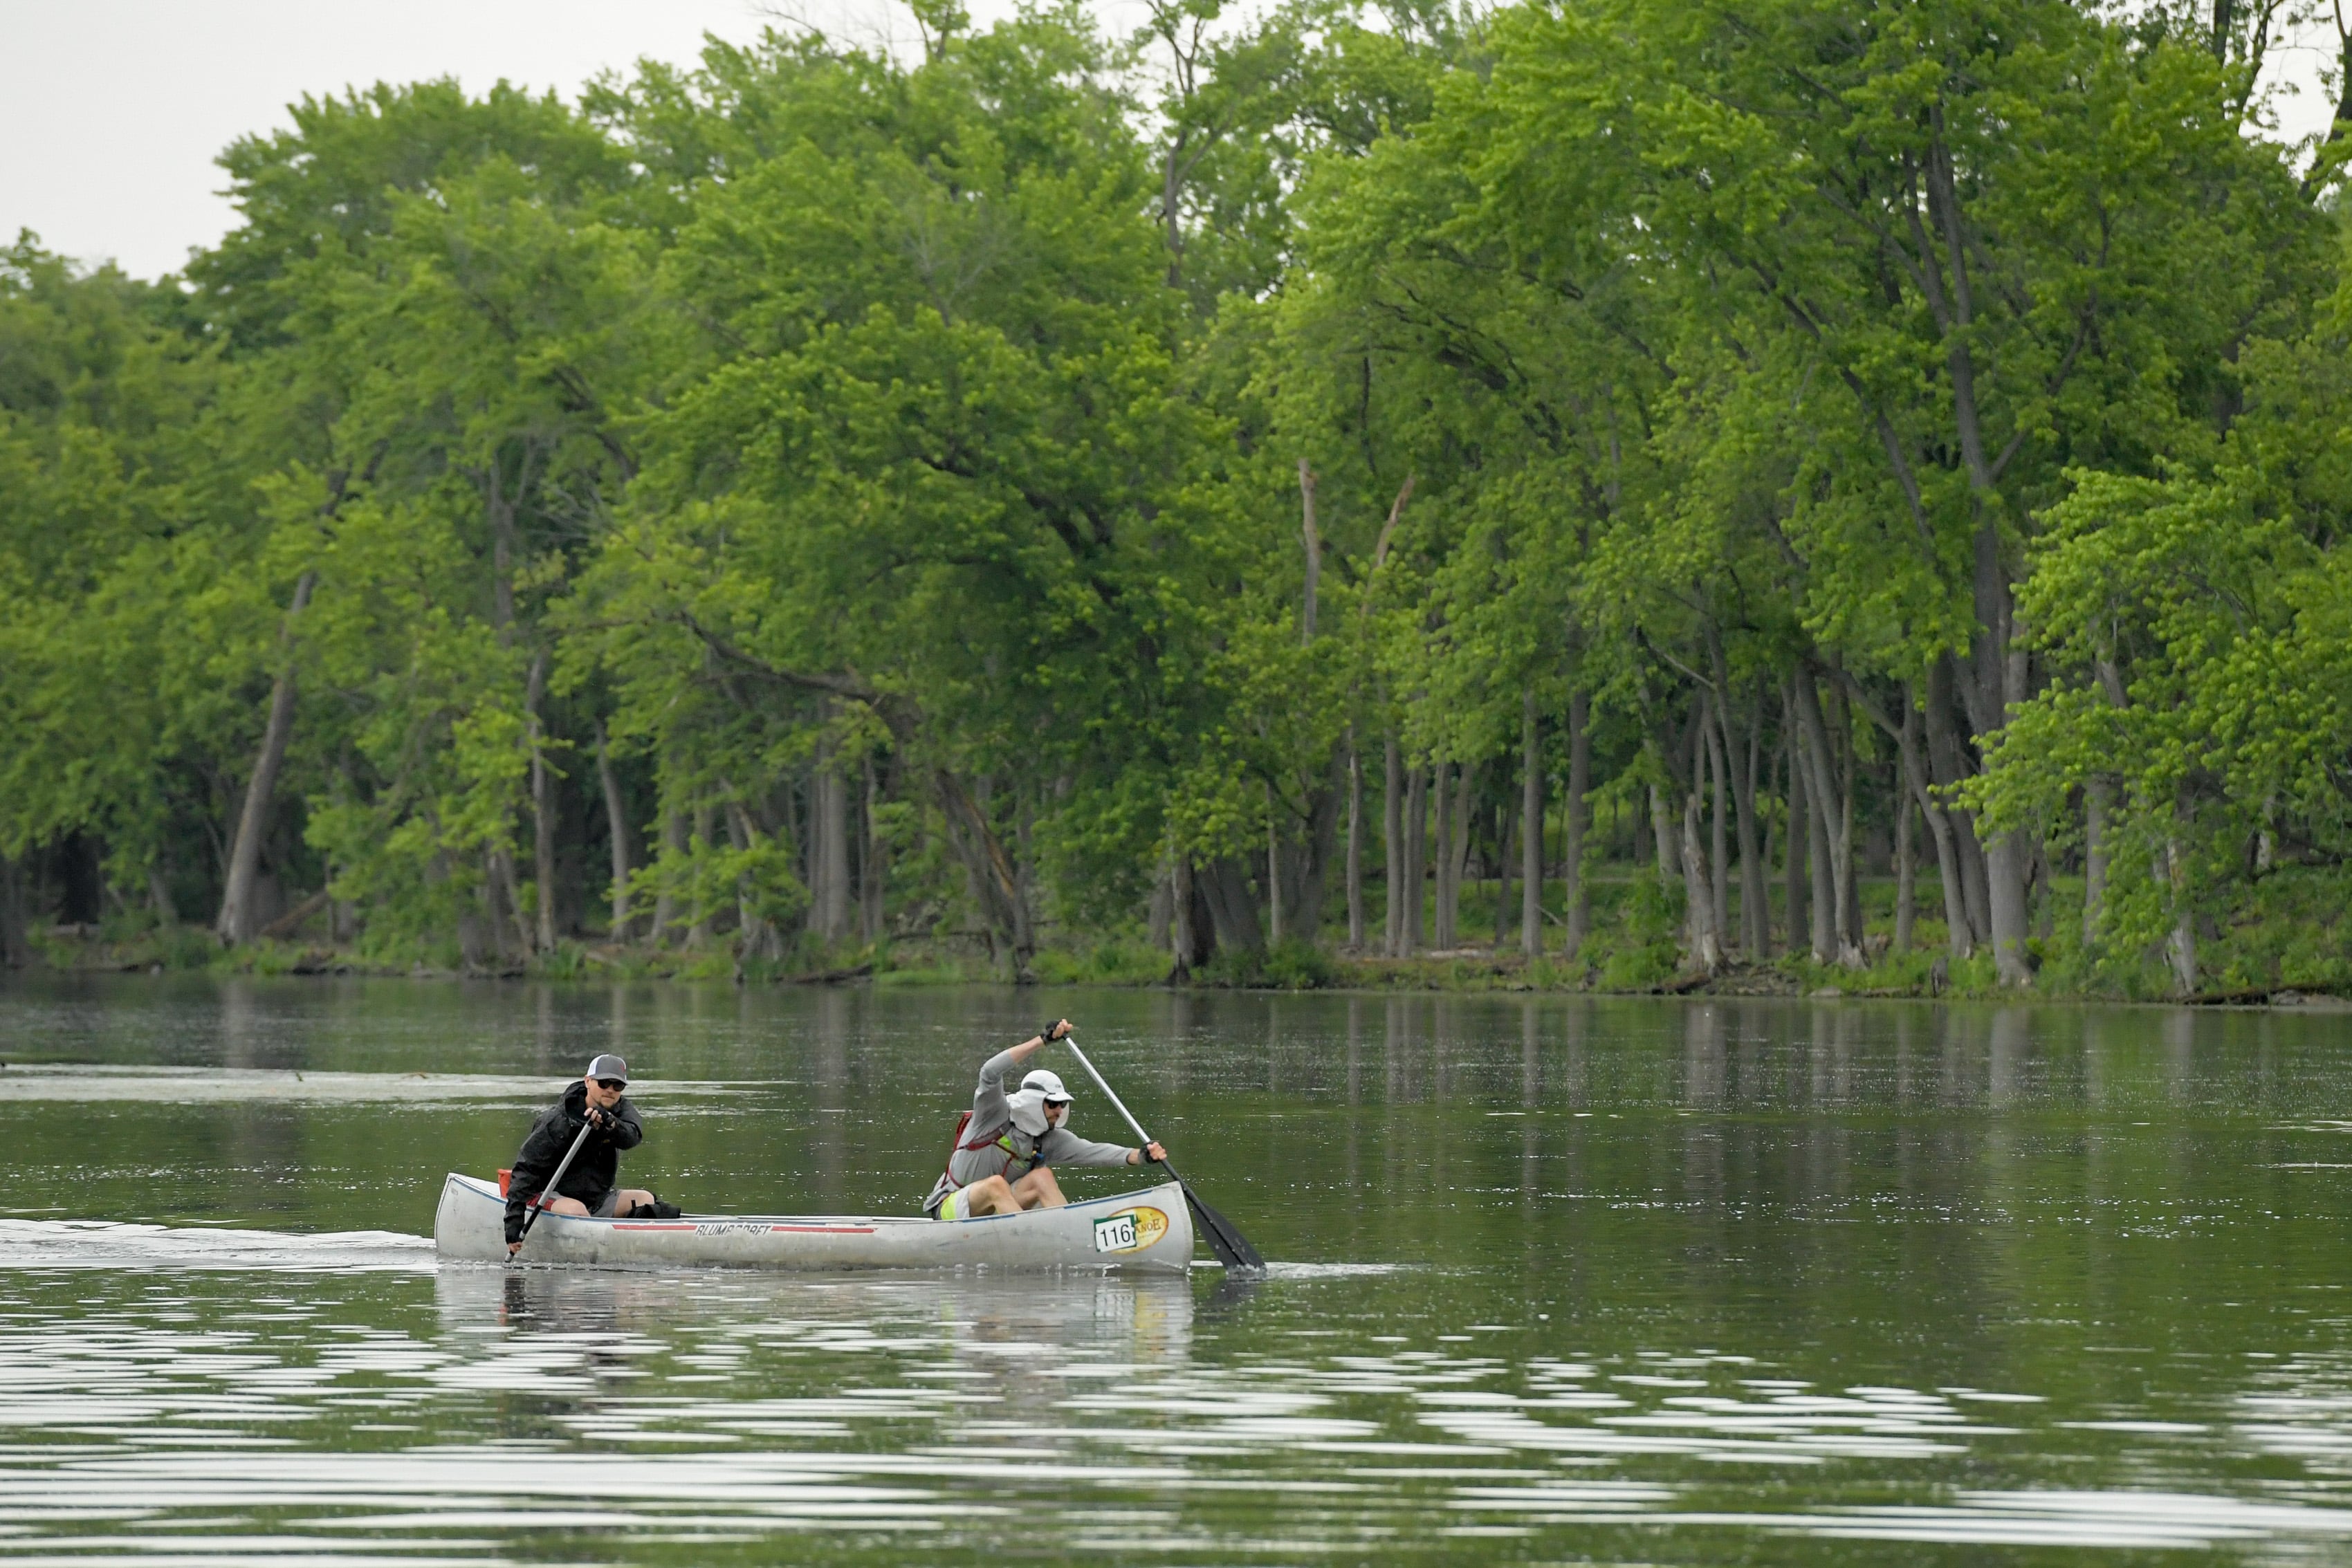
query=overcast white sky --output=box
[0,0,1045,280]
[2,1,2343,282]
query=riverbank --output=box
[19,920,2349,1008]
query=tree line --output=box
[4,0,2349,995]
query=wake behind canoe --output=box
[432,1173,1195,1273]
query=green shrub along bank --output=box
[6,1,2351,999]
[35,865,2344,1002]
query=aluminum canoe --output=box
[432,1172,1195,1273]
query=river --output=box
[4,975,2351,1564]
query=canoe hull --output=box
[432,1172,1195,1273]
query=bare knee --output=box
[616,1189,654,1216]
[1015,1168,1066,1210]
[546,1196,589,1217]
[963,1176,1016,1215]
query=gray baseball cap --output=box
[586,1053,629,1085]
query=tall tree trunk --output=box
[1835,690,1863,952]
[726,800,783,964]
[935,768,1035,979]
[1923,655,1992,947]
[1272,750,1348,951]
[1267,784,1283,946]
[1432,764,1454,948]
[1923,139,2037,986]
[0,856,26,968]
[1494,795,1517,946]
[1013,791,1038,967]
[1148,860,1174,953]
[1520,692,1543,958]
[1565,690,1590,955]
[861,755,885,943]
[1758,747,1779,956]
[654,809,683,947]
[1785,681,1829,959]
[1446,763,1474,948]
[1404,763,1428,952]
[1985,831,2036,986]
[2164,788,2198,995]
[1806,781,1835,963]
[809,752,851,944]
[1384,735,1406,957]
[1650,784,1676,880]
[823,759,851,942]
[1947,635,2034,986]
[1718,683,1764,960]
[1895,768,1917,953]
[1792,672,1857,964]
[1955,812,1994,949]
[1783,731,1807,954]
[1346,731,1366,950]
[1201,857,1266,954]
[487,848,529,960]
[437,850,488,970]
[526,652,556,952]
[1681,788,1723,972]
[1704,697,1731,949]
[216,570,317,945]
[687,805,713,948]
[2082,780,2111,949]
[1168,856,1199,976]
[595,721,632,940]
[1894,697,1972,957]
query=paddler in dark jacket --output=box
[503,1053,676,1253]
[924,1020,1164,1220]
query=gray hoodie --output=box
[923,1048,1131,1213]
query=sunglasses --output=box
[594,1078,627,1091]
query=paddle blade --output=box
[1182,1183,1266,1276]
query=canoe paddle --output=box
[512,1110,598,1253]
[1060,1036,1267,1278]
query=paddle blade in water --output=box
[1184,1185,1265,1276]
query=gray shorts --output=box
[590,1188,621,1218]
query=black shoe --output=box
[639,1199,683,1219]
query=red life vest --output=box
[939,1109,1031,1189]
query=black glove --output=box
[1040,1020,1067,1043]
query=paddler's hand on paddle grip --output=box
[1128,1141,1166,1165]
[1013,1019,1073,1065]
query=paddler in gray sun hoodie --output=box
[924,1019,1166,1220]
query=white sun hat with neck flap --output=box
[1021,1069,1072,1103]
[1006,1069,1074,1136]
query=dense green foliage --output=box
[5,0,2349,995]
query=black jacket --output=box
[503,1080,644,1243]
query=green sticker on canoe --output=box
[1092,1206,1168,1253]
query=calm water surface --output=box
[5,977,2352,1564]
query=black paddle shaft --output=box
[514,1109,598,1248]
[1058,1037,1267,1276]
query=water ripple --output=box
[3,1236,2347,1560]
